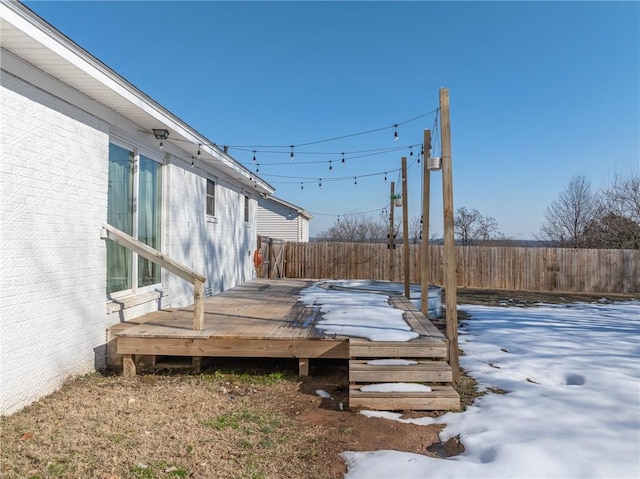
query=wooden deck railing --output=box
[100,223,206,330]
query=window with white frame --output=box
[107,142,163,295]
[206,179,216,216]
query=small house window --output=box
[206,179,215,216]
[244,195,250,222]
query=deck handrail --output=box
[100,223,206,331]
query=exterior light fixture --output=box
[152,129,169,140]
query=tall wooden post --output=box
[402,157,410,298]
[440,88,459,381]
[421,129,431,316]
[389,181,395,281]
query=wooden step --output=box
[349,338,448,358]
[349,360,453,383]
[349,385,460,411]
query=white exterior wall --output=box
[0,67,258,415]
[166,158,257,306]
[0,71,109,415]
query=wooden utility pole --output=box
[420,129,431,316]
[402,157,410,298]
[440,88,460,381]
[389,181,395,281]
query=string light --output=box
[394,125,399,142]
[159,140,164,150]
[384,172,388,183]
[319,178,322,188]
[301,182,304,190]
[290,145,295,162]
[253,150,257,163]
[354,177,358,187]
[341,152,345,165]
[256,163,259,173]
[409,146,413,158]
[226,108,438,150]
[329,161,333,173]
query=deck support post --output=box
[298,358,309,377]
[192,356,203,373]
[123,354,136,378]
[193,279,204,331]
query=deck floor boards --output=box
[112,278,444,356]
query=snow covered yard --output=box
[344,301,640,479]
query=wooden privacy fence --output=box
[284,242,640,294]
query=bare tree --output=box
[408,217,423,244]
[454,207,502,246]
[315,213,388,243]
[583,212,640,249]
[539,174,600,247]
[602,172,640,223]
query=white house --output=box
[257,195,312,242]
[0,1,273,415]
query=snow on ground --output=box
[298,283,418,341]
[343,301,640,479]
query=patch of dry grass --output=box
[1,372,331,479]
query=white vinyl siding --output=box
[257,197,310,242]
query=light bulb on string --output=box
[341,152,345,166]
[393,125,399,142]
[410,146,413,158]
[384,172,388,183]
[301,182,304,191]
[159,140,164,150]
[191,158,195,168]
[252,151,257,163]
[256,163,259,173]
[290,145,295,162]
[354,177,358,188]
[329,161,333,173]
[337,215,340,223]
[319,178,322,189]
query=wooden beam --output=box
[102,223,206,332]
[298,358,309,377]
[440,88,460,382]
[117,337,350,359]
[101,223,205,284]
[193,278,204,331]
[421,129,431,316]
[122,354,136,378]
[402,157,410,298]
[389,181,395,281]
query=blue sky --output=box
[25,1,639,239]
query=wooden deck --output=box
[108,278,460,410]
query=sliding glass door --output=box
[138,155,162,287]
[107,143,162,295]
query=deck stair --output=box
[348,338,460,411]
